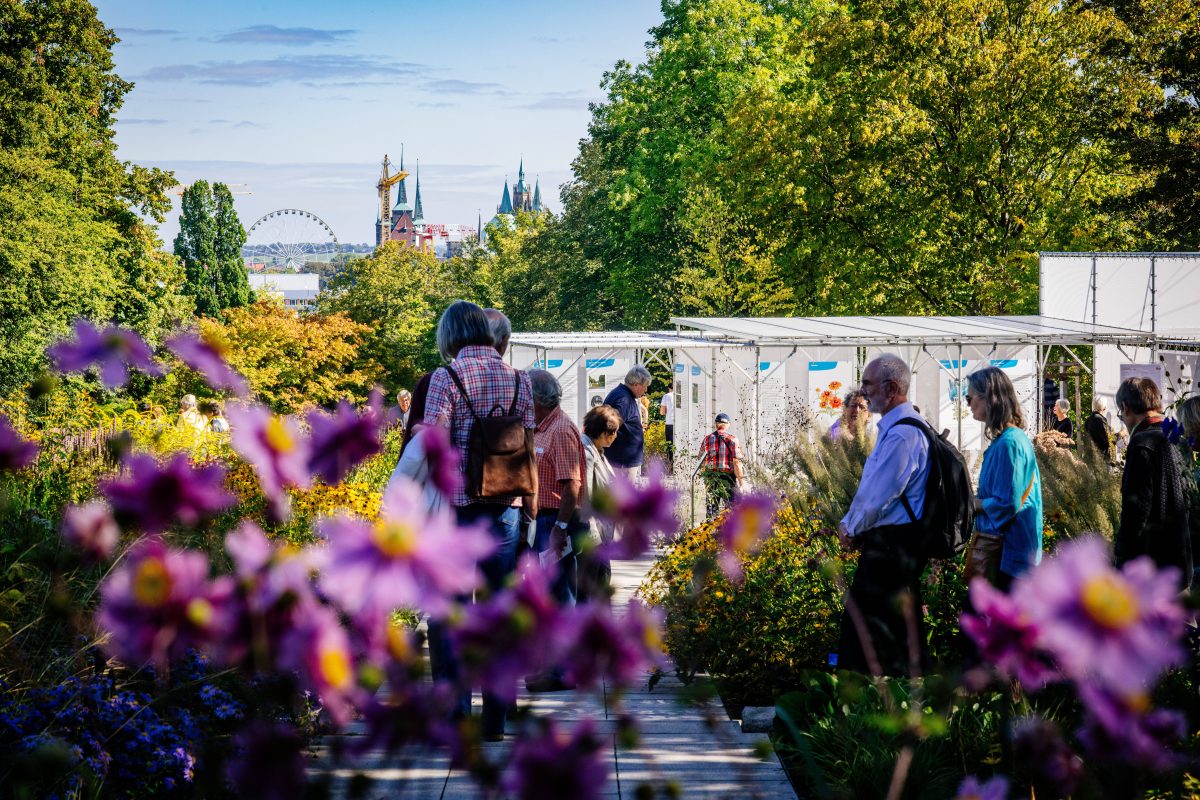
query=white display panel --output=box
[1155,258,1200,333]
[1040,255,1094,322]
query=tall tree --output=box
[174,180,252,316]
[0,0,188,393]
[213,183,252,309]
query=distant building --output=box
[248,273,320,311]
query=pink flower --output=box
[502,719,609,800]
[563,600,667,690]
[166,331,249,397]
[306,391,385,485]
[952,775,1008,800]
[0,414,37,471]
[277,604,361,727]
[593,459,679,559]
[48,318,163,389]
[318,476,494,618]
[1011,716,1084,797]
[61,501,121,564]
[226,403,311,520]
[101,453,234,534]
[97,540,235,667]
[1076,683,1185,771]
[715,492,777,582]
[1013,536,1187,700]
[960,578,1058,689]
[419,424,461,498]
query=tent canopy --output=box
[509,330,747,350]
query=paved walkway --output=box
[311,556,795,799]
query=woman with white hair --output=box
[1051,398,1074,439]
[1083,395,1112,459]
[176,394,207,432]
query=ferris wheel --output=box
[243,209,341,271]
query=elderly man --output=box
[698,412,744,518]
[836,354,932,677]
[483,307,511,357]
[1084,396,1112,459]
[602,365,653,477]
[396,389,412,428]
[526,369,587,691]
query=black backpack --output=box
[892,417,974,559]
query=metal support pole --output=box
[753,346,761,463]
[956,344,964,449]
[1091,256,1097,326]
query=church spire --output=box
[394,144,409,210]
[498,177,513,215]
[412,161,424,223]
[532,176,543,212]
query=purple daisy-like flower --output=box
[277,603,362,727]
[97,540,235,667]
[1076,683,1185,771]
[61,500,121,564]
[715,492,777,583]
[1011,716,1084,797]
[952,775,1008,800]
[48,318,163,389]
[318,476,494,618]
[452,555,575,702]
[306,391,385,485]
[100,453,234,534]
[593,459,680,559]
[419,423,461,498]
[563,600,667,690]
[960,578,1059,689]
[166,331,249,397]
[0,414,38,472]
[224,721,306,800]
[226,402,311,519]
[502,719,609,800]
[1012,536,1187,699]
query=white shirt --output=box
[659,393,675,426]
[841,402,930,537]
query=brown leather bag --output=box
[445,366,537,499]
[963,474,1036,585]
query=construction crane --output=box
[376,154,408,244]
[170,182,252,197]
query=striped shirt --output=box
[534,406,585,511]
[424,345,536,507]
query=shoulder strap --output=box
[443,365,481,421]
[508,369,521,415]
[891,417,934,525]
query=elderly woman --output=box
[1083,396,1112,459]
[965,367,1043,589]
[580,404,621,602]
[1051,398,1074,439]
[827,389,871,441]
[1180,396,1200,444]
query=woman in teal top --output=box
[965,367,1043,589]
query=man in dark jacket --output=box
[1114,377,1192,590]
[602,366,652,477]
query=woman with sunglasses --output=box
[965,367,1043,589]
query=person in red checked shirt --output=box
[698,413,744,519]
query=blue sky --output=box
[98,0,664,247]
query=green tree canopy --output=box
[174,180,252,316]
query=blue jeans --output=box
[427,503,520,737]
[533,510,584,607]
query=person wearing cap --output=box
[698,413,744,518]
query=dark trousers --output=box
[665,424,674,469]
[533,510,583,606]
[703,470,737,519]
[427,503,520,737]
[837,524,929,677]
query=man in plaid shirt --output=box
[422,301,537,741]
[699,412,744,518]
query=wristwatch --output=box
[554,520,569,530]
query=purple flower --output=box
[419,424,461,497]
[1010,716,1084,797]
[1012,536,1187,699]
[593,459,680,559]
[716,492,777,582]
[1076,683,1185,771]
[61,501,121,564]
[503,719,609,800]
[960,578,1059,689]
[166,331,249,397]
[226,403,311,520]
[452,555,575,702]
[224,721,306,800]
[100,453,234,534]
[277,604,361,727]
[563,600,667,690]
[306,391,385,485]
[952,775,1008,800]
[0,414,38,472]
[48,318,163,389]
[97,540,235,667]
[318,476,494,618]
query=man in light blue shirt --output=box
[836,354,932,677]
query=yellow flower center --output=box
[185,598,214,627]
[264,416,295,454]
[371,520,418,558]
[133,558,172,607]
[731,509,762,551]
[318,644,352,689]
[387,623,412,662]
[1081,573,1139,629]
